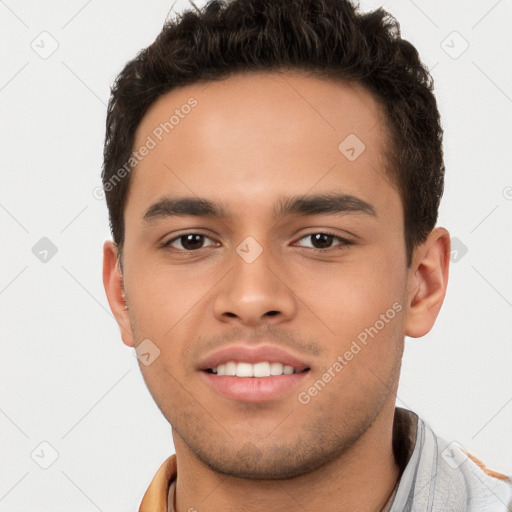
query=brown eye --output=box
[310,233,335,249]
[180,234,205,250]
[295,232,353,251]
[166,233,215,251]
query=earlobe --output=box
[405,228,451,338]
[102,240,135,347]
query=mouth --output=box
[204,361,310,377]
[198,345,312,402]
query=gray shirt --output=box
[387,408,512,511]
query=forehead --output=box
[127,71,399,220]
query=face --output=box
[109,71,413,479]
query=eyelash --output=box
[295,231,354,252]
[161,231,354,253]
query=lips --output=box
[198,344,311,402]
[198,344,311,374]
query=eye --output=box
[164,233,217,251]
[295,232,353,250]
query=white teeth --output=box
[269,362,284,375]
[225,361,237,376]
[211,361,302,377]
[236,362,253,377]
[253,362,270,377]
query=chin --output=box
[190,440,344,481]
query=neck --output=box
[172,403,401,512]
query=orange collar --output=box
[139,455,177,512]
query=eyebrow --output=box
[275,193,376,218]
[143,197,226,224]
[142,193,376,224]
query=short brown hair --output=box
[103,0,444,266]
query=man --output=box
[101,0,512,510]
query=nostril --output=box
[265,310,279,317]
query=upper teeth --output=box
[212,361,296,377]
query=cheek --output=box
[124,259,213,337]
[124,261,218,388]
[287,251,406,339]
[138,357,196,425]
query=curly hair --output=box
[103,0,444,266]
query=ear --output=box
[102,240,135,347]
[405,227,451,338]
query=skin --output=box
[103,71,450,512]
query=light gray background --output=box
[1,0,511,510]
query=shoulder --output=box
[465,451,510,481]
[391,410,512,512]
[428,422,512,511]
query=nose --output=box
[212,244,297,327]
